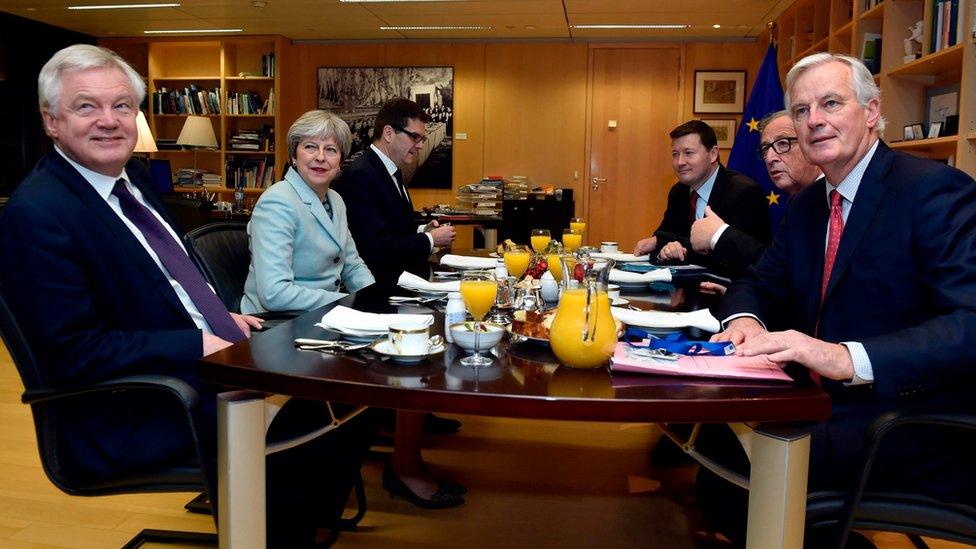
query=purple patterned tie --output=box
[112,179,245,343]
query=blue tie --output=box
[112,179,244,343]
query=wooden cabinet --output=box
[100,36,287,200]
[773,0,975,176]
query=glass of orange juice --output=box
[562,229,582,252]
[530,229,551,253]
[459,270,497,367]
[503,246,531,279]
[569,217,586,242]
[547,252,565,280]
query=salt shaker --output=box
[494,258,508,280]
[444,292,465,343]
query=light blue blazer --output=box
[241,167,375,314]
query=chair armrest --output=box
[22,374,199,410]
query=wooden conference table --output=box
[199,286,831,549]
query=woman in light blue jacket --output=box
[242,110,374,313]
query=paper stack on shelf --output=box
[504,175,529,200]
[456,179,502,216]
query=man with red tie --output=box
[633,120,769,278]
[708,52,976,540]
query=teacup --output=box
[388,321,430,355]
[607,284,621,302]
[600,241,619,253]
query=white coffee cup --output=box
[607,284,621,302]
[388,321,430,355]
[600,241,619,253]
[540,277,559,304]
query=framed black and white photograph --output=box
[701,118,736,148]
[925,83,959,127]
[694,71,746,114]
[317,66,454,189]
[903,125,915,141]
[928,122,942,139]
[912,124,924,140]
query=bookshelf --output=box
[100,36,287,200]
[773,0,975,176]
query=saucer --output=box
[369,339,446,364]
[319,325,386,343]
[611,297,630,306]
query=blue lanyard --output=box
[624,328,735,356]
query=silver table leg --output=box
[746,426,810,549]
[218,391,267,549]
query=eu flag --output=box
[727,43,786,231]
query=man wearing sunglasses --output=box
[334,97,456,296]
[691,110,823,285]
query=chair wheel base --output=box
[121,528,217,548]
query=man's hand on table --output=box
[657,240,687,262]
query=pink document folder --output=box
[610,343,793,383]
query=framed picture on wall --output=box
[694,70,746,114]
[701,118,737,148]
[316,66,454,189]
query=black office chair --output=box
[0,291,217,548]
[161,194,214,237]
[806,411,976,549]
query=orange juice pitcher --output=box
[549,256,617,369]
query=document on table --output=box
[610,343,792,382]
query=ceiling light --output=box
[571,24,690,30]
[713,24,721,28]
[381,25,490,30]
[68,3,180,9]
[342,0,463,3]
[144,28,243,34]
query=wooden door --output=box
[585,48,684,251]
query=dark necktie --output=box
[394,169,412,207]
[688,189,699,224]
[111,179,245,343]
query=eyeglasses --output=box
[756,137,799,159]
[391,125,427,144]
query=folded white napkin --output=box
[590,252,650,263]
[397,271,461,293]
[610,307,720,333]
[439,254,497,269]
[317,305,434,333]
[609,268,672,283]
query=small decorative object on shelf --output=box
[903,20,923,63]
[928,122,943,139]
[904,125,916,141]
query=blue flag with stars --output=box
[727,43,786,232]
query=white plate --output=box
[488,252,501,258]
[369,339,446,364]
[320,325,386,343]
[611,297,630,306]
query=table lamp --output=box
[176,115,218,175]
[133,111,157,154]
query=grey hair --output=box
[287,110,353,161]
[38,44,146,117]
[784,52,885,134]
[758,110,790,133]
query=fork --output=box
[294,338,371,352]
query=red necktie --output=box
[821,190,845,298]
[689,189,698,224]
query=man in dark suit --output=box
[633,120,770,278]
[704,52,976,544]
[0,44,375,546]
[333,97,456,297]
[692,111,823,289]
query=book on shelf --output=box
[227,155,276,189]
[861,33,882,74]
[261,53,276,77]
[152,85,220,115]
[931,0,963,53]
[226,90,271,115]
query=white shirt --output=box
[55,147,212,334]
[370,144,434,251]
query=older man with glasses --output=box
[690,110,822,287]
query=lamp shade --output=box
[133,111,157,153]
[176,115,218,148]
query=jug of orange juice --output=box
[549,255,617,369]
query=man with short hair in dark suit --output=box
[633,120,770,278]
[0,44,376,546]
[333,97,456,296]
[703,52,976,545]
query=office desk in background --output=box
[199,293,830,549]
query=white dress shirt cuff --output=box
[841,342,874,385]
[710,223,730,250]
[424,231,435,251]
[721,313,767,331]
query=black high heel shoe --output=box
[382,465,464,509]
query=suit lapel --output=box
[47,153,191,320]
[823,144,892,300]
[365,148,414,220]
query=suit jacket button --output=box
[333,257,340,264]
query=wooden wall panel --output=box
[483,43,589,213]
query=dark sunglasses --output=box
[756,137,799,159]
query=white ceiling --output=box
[0,0,791,41]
